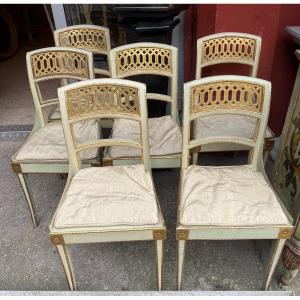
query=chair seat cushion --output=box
[53,164,159,228]
[179,165,290,226]
[15,120,98,161]
[50,105,61,120]
[195,115,273,139]
[107,116,182,158]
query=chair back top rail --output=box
[57,78,151,173]
[182,75,271,170]
[109,42,178,121]
[27,47,94,129]
[196,32,261,79]
[54,25,111,76]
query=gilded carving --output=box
[202,36,257,64]
[31,51,90,79]
[116,47,172,76]
[66,84,140,119]
[153,229,166,240]
[190,81,264,114]
[58,28,107,53]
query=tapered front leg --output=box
[177,240,186,290]
[156,240,164,290]
[56,244,76,290]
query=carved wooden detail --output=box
[115,47,172,76]
[57,28,108,53]
[202,36,257,64]
[65,84,140,119]
[31,51,90,79]
[282,239,300,270]
[153,229,166,240]
[190,81,264,114]
[176,229,189,240]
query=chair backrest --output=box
[182,75,271,170]
[54,25,111,77]
[109,42,178,122]
[27,47,94,129]
[196,32,261,79]
[57,78,150,173]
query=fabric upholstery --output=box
[108,116,182,158]
[180,165,289,226]
[195,115,273,139]
[16,120,98,161]
[50,106,61,120]
[53,164,159,228]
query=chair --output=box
[48,78,166,290]
[51,25,111,121]
[193,32,275,165]
[11,47,98,226]
[176,75,294,290]
[103,42,182,168]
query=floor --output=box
[0,38,300,294]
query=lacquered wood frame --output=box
[176,75,294,290]
[104,42,181,168]
[49,78,166,291]
[194,32,275,164]
[11,47,95,226]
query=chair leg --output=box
[17,173,37,226]
[192,152,198,165]
[56,244,76,291]
[156,240,164,291]
[177,240,186,290]
[262,239,286,290]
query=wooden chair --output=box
[51,25,111,121]
[11,47,97,226]
[176,75,294,290]
[103,42,182,168]
[193,32,275,165]
[49,78,166,290]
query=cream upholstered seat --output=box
[176,76,293,291]
[53,164,159,229]
[179,164,289,226]
[108,116,182,158]
[105,42,181,168]
[11,47,95,226]
[49,79,166,291]
[193,32,275,164]
[195,115,273,140]
[15,120,98,161]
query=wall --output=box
[185,4,300,135]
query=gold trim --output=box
[153,229,166,240]
[176,229,189,240]
[102,158,113,167]
[50,234,65,245]
[278,228,294,239]
[11,163,22,173]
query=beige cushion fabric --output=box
[180,165,289,226]
[50,106,61,120]
[108,116,182,158]
[53,164,159,228]
[16,120,98,161]
[195,115,273,139]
